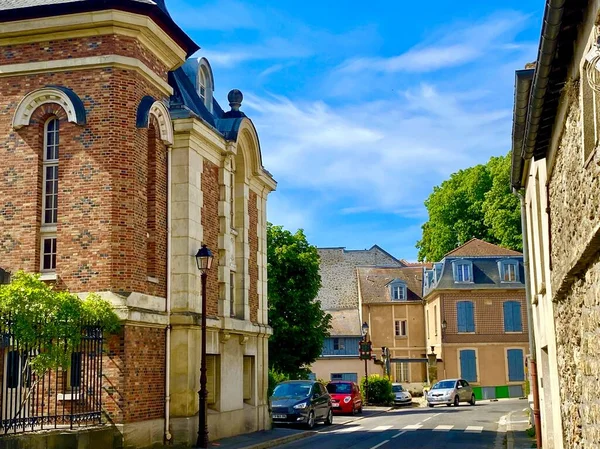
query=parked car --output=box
[427,378,476,407]
[392,383,412,406]
[326,381,363,414]
[269,380,333,429]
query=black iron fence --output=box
[0,318,104,434]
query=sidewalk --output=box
[506,408,536,449]
[192,406,392,449]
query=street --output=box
[273,399,526,449]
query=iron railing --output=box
[0,317,104,434]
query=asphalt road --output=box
[274,399,527,449]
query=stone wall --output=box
[548,93,600,448]
[317,247,402,310]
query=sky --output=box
[167,0,544,261]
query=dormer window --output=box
[198,58,214,112]
[452,260,473,283]
[499,260,519,283]
[199,69,206,103]
[390,280,407,301]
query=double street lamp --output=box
[195,244,214,449]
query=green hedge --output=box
[360,375,393,405]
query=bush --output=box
[267,370,290,398]
[360,375,393,405]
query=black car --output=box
[269,380,333,429]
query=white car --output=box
[392,383,412,406]
[427,378,476,407]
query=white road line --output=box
[403,424,422,430]
[337,426,364,433]
[392,431,406,439]
[372,425,392,432]
[433,425,454,431]
[370,440,389,449]
[465,426,484,433]
[422,416,432,422]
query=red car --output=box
[326,381,363,415]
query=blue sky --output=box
[167,0,543,261]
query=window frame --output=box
[498,259,520,283]
[40,117,59,275]
[389,280,407,301]
[394,320,407,337]
[452,260,473,283]
[456,300,475,333]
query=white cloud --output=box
[199,38,313,67]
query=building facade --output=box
[423,239,528,400]
[0,1,275,447]
[511,1,600,447]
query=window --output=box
[503,301,523,332]
[230,271,235,317]
[459,349,477,382]
[434,305,438,336]
[243,356,254,402]
[206,355,219,406]
[390,280,407,301]
[426,310,430,339]
[499,260,519,282]
[41,118,59,273]
[199,68,206,103]
[146,122,157,278]
[507,349,525,382]
[395,363,409,382]
[457,301,475,333]
[333,338,345,350]
[67,352,82,389]
[454,262,472,282]
[395,320,407,337]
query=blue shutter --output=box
[460,350,477,382]
[457,302,466,332]
[504,302,514,332]
[507,349,525,381]
[513,303,522,332]
[322,338,333,355]
[465,302,475,332]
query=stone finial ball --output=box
[228,89,243,105]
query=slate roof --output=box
[444,238,522,258]
[0,0,198,56]
[357,266,424,303]
[327,309,361,336]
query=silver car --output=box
[427,378,476,407]
[392,383,412,406]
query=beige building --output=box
[358,266,428,393]
[423,240,528,400]
[510,1,600,447]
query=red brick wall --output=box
[2,35,169,81]
[0,60,168,296]
[201,160,219,317]
[440,291,529,343]
[248,190,258,323]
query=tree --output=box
[416,153,522,261]
[267,223,331,379]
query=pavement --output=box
[505,408,536,449]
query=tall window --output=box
[395,320,407,337]
[146,124,157,278]
[199,69,206,103]
[454,263,472,282]
[457,301,475,333]
[41,117,59,272]
[395,363,409,382]
[503,301,523,332]
[434,305,438,336]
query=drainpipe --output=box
[164,148,173,443]
[514,188,541,449]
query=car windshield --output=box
[272,383,312,398]
[432,380,456,389]
[326,383,352,394]
[392,385,404,393]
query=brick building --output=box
[423,239,528,400]
[510,1,600,447]
[0,1,275,448]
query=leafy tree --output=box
[267,224,331,379]
[417,153,522,261]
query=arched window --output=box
[41,117,59,272]
[199,68,207,103]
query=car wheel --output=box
[324,409,333,425]
[306,411,315,429]
[358,405,363,414]
[453,395,459,407]
[351,404,357,415]
[428,403,434,408]
[469,395,476,406]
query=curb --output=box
[235,430,316,449]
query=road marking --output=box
[422,416,432,422]
[433,425,454,431]
[370,440,389,449]
[403,424,422,430]
[337,426,363,433]
[465,426,484,433]
[372,425,392,432]
[392,431,406,439]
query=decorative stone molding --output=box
[239,334,249,345]
[12,86,86,130]
[136,96,174,145]
[220,332,231,343]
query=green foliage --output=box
[267,370,290,398]
[0,271,120,375]
[416,153,522,262]
[267,223,331,379]
[360,375,393,405]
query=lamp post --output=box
[361,321,369,405]
[195,244,213,449]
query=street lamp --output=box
[195,244,213,448]
[361,322,369,405]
